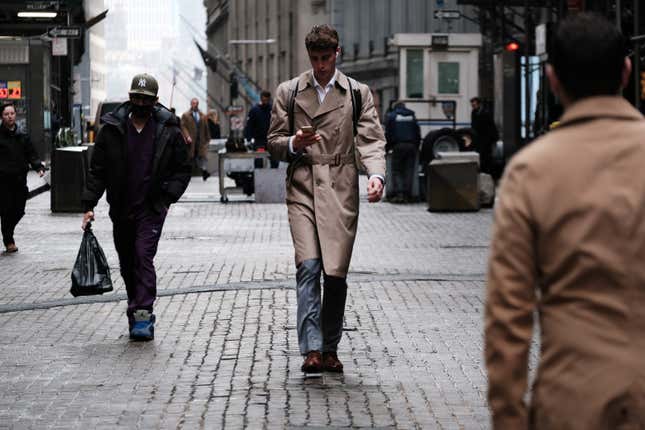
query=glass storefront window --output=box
[438,62,459,94]
[406,49,423,98]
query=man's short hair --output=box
[549,12,626,100]
[470,97,481,104]
[261,90,271,98]
[0,103,15,115]
[305,24,339,52]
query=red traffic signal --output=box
[505,41,520,52]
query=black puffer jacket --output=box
[81,102,191,220]
[0,125,43,176]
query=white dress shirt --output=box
[288,71,337,154]
[288,70,384,184]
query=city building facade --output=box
[204,0,329,134]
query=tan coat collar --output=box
[297,69,348,93]
[559,96,643,126]
[295,70,349,119]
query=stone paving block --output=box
[0,175,542,429]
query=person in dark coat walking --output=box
[470,97,499,175]
[385,102,420,203]
[245,90,278,168]
[0,103,45,254]
[181,98,211,180]
[81,73,191,341]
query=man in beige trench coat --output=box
[181,98,211,180]
[486,13,645,428]
[268,25,385,373]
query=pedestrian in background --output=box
[485,13,645,428]
[181,98,211,181]
[268,24,385,374]
[0,103,45,254]
[385,102,420,203]
[470,96,498,176]
[207,109,221,139]
[245,90,278,168]
[81,73,191,341]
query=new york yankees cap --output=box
[128,73,159,97]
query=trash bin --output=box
[51,146,89,213]
[427,152,480,212]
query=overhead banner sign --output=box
[535,23,546,56]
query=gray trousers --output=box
[296,259,348,355]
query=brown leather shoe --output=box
[322,352,344,373]
[301,351,322,373]
[4,243,18,254]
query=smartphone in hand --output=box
[300,125,315,134]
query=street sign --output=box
[434,10,461,20]
[226,105,244,115]
[52,38,67,56]
[48,26,81,38]
[431,35,450,50]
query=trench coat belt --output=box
[287,153,355,186]
[302,153,354,166]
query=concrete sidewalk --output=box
[1,174,500,429]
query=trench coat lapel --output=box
[291,73,317,120]
[295,88,319,120]
[314,85,345,119]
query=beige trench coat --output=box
[180,110,210,159]
[268,70,385,277]
[486,96,645,429]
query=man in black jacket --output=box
[245,90,278,168]
[0,103,45,253]
[385,103,421,203]
[470,97,499,175]
[81,73,191,341]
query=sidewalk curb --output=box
[0,272,485,314]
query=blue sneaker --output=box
[129,310,155,341]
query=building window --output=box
[406,49,423,98]
[438,62,460,94]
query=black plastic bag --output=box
[70,225,113,297]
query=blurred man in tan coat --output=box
[268,25,385,374]
[181,98,210,180]
[486,13,645,428]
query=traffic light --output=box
[640,71,645,100]
[229,72,239,102]
[505,40,520,52]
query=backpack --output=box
[286,75,362,137]
[287,76,367,172]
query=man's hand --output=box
[292,129,321,152]
[38,170,45,178]
[82,211,94,231]
[367,177,384,203]
[184,135,192,145]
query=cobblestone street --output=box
[0,174,497,429]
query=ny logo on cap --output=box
[138,78,147,87]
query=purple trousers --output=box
[112,208,167,323]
